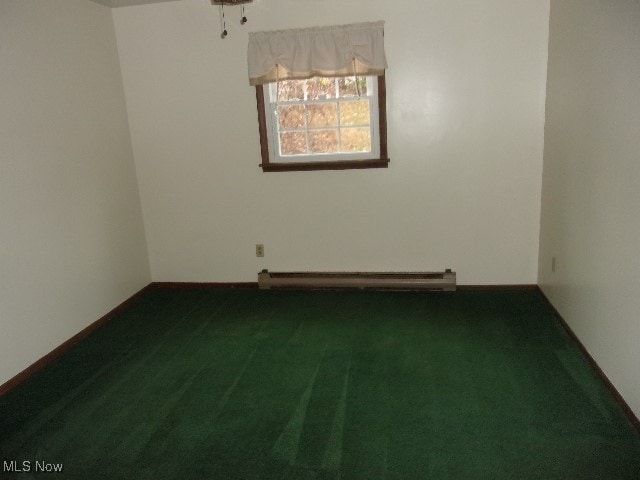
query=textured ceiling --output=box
[89,0,182,7]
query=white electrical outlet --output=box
[256,244,264,257]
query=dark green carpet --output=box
[1,288,639,479]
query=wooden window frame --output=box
[255,75,389,172]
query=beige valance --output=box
[247,21,387,86]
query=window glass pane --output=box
[280,131,307,155]
[277,80,305,101]
[262,74,382,168]
[306,77,336,100]
[308,104,338,128]
[340,100,370,126]
[278,105,306,129]
[338,76,368,97]
[309,129,339,153]
[341,127,371,153]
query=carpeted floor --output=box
[1,288,639,479]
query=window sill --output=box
[260,158,390,172]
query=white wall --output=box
[539,0,640,417]
[0,0,150,386]
[113,0,550,284]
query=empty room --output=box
[1,0,639,478]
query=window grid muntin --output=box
[268,76,377,163]
[275,99,374,157]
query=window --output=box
[248,21,388,172]
[256,75,388,171]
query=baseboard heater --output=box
[258,271,456,291]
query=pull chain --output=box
[216,1,249,39]
[220,5,227,38]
